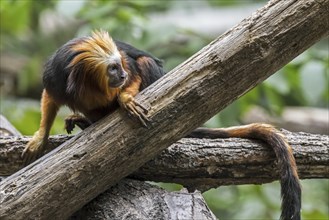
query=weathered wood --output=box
[0,116,217,220]
[0,135,69,176]
[135,130,329,191]
[70,179,216,220]
[1,131,328,190]
[1,0,328,219]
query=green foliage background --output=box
[0,0,328,219]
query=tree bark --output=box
[69,179,216,220]
[0,116,218,220]
[1,131,328,191]
[135,131,329,191]
[1,0,328,219]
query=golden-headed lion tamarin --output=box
[22,30,301,220]
[22,30,164,162]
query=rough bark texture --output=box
[1,0,328,219]
[70,179,216,220]
[1,131,328,190]
[135,130,329,191]
[0,115,217,220]
[0,135,70,176]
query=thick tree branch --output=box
[0,116,218,219]
[69,179,216,220]
[136,131,329,191]
[1,0,328,219]
[1,131,328,191]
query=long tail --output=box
[188,123,301,220]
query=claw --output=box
[65,118,75,134]
[121,99,150,127]
[21,131,46,165]
[65,114,91,134]
[22,147,37,165]
[133,101,149,114]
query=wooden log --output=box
[0,115,217,219]
[70,179,216,220]
[1,0,328,219]
[1,131,328,191]
[134,130,329,191]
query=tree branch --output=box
[136,130,329,191]
[1,131,328,191]
[0,115,218,220]
[69,179,216,220]
[1,0,328,219]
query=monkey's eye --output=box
[108,65,118,73]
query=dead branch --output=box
[70,179,216,220]
[1,131,328,192]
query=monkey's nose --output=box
[121,71,128,79]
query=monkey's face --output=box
[107,61,128,88]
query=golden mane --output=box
[69,30,119,68]
[66,30,120,99]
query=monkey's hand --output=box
[119,92,150,127]
[65,114,92,134]
[22,131,47,165]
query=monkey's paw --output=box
[65,114,91,134]
[21,131,46,165]
[119,97,150,127]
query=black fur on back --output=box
[43,38,86,104]
[42,37,165,104]
[114,40,165,90]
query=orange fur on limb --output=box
[22,90,59,163]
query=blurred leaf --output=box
[207,0,266,7]
[301,179,329,219]
[18,56,42,94]
[56,0,85,17]
[290,52,308,65]
[149,182,183,192]
[282,64,307,106]
[300,61,326,105]
[117,7,134,22]
[1,99,40,135]
[239,87,261,114]
[218,101,242,126]
[0,0,30,35]
[263,84,285,114]
[204,114,222,128]
[203,186,240,218]
[78,2,115,21]
[0,98,71,135]
[265,70,289,95]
